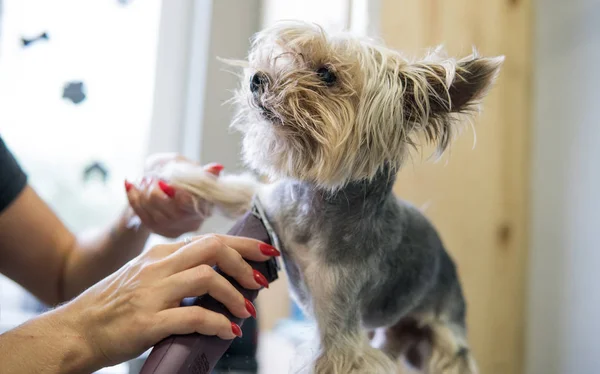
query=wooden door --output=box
[379,1,533,373]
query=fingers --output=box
[127,179,172,223]
[157,180,176,198]
[127,177,187,217]
[204,163,224,176]
[172,188,211,217]
[164,234,277,264]
[162,264,255,319]
[146,179,182,218]
[125,181,156,224]
[166,163,222,214]
[155,306,242,340]
[157,179,214,218]
[127,161,224,217]
[174,163,223,214]
[160,235,278,289]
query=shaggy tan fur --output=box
[225,21,502,190]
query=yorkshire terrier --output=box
[158,21,503,374]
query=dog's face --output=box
[229,21,503,189]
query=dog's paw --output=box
[312,346,397,374]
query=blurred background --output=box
[0,0,598,374]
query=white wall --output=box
[146,0,195,157]
[148,0,261,166]
[526,1,600,374]
[147,0,262,234]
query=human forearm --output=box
[61,206,150,301]
[0,187,151,306]
[0,161,212,306]
[0,307,100,374]
[60,161,220,301]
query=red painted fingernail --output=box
[231,322,242,337]
[124,180,133,192]
[245,299,257,319]
[158,180,176,198]
[206,163,224,175]
[259,243,280,257]
[253,270,269,288]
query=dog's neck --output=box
[327,172,395,204]
[290,165,397,210]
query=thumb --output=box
[203,163,224,176]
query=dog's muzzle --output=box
[250,72,278,121]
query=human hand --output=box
[59,234,279,369]
[125,153,223,238]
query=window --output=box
[261,0,351,31]
[0,0,376,372]
[0,0,162,373]
[0,0,161,231]
[262,0,380,36]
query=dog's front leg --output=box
[159,164,263,219]
[306,264,398,374]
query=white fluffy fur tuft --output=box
[151,162,262,218]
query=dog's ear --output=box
[400,53,504,154]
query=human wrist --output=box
[40,305,104,374]
[108,205,151,258]
[59,206,151,302]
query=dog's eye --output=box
[316,66,337,86]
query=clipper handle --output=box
[139,210,278,374]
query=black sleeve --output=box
[0,135,28,214]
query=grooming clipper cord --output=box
[139,198,280,374]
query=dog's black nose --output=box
[250,72,268,94]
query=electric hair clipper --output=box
[139,197,280,374]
